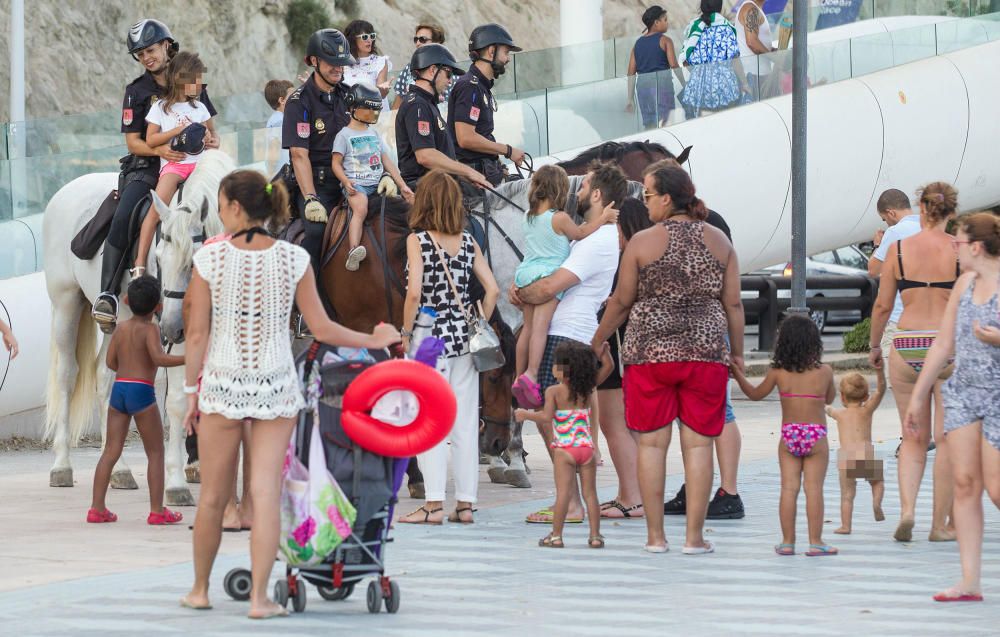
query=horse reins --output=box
[512,152,535,180]
[364,197,407,319]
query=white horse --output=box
[42,149,232,506]
[470,176,643,488]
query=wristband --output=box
[183,384,199,395]
[400,328,413,338]
[504,144,512,159]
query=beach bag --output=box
[279,414,356,566]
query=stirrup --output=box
[92,293,119,334]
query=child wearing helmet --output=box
[331,81,414,271]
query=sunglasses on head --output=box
[413,35,433,44]
[359,33,377,42]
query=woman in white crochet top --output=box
[180,170,399,618]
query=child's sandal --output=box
[588,535,605,549]
[538,534,564,548]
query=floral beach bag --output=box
[279,409,357,566]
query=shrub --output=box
[286,0,332,51]
[842,318,871,353]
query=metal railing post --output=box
[760,278,779,351]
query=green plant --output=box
[842,318,871,354]
[338,0,360,19]
[285,0,332,51]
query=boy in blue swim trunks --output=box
[88,276,186,525]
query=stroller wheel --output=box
[292,576,307,613]
[223,568,252,601]
[366,580,383,614]
[274,578,290,607]
[384,579,401,614]
[318,583,354,601]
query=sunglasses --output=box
[358,33,377,42]
[413,35,433,44]
[642,189,658,200]
[950,238,971,248]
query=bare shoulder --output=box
[955,271,976,294]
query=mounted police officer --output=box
[281,28,355,274]
[92,19,218,332]
[395,44,491,190]
[447,23,527,187]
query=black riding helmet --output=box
[468,23,522,56]
[410,43,463,74]
[345,82,383,111]
[304,29,357,67]
[127,18,179,60]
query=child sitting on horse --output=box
[332,81,413,272]
[133,51,216,275]
[511,165,618,408]
[88,275,185,525]
[515,340,613,548]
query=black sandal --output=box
[448,506,478,524]
[600,500,643,519]
[398,506,443,525]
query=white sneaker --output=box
[345,246,367,271]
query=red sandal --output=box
[87,508,118,523]
[147,507,183,525]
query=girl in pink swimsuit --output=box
[516,341,614,550]
[730,315,838,557]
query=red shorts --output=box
[623,361,728,437]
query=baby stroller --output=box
[223,342,409,614]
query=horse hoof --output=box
[487,467,508,484]
[166,487,196,507]
[185,463,201,484]
[504,469,531,489]
[407,482,425,499]
[49,467,74,487]
[110,470,139,490]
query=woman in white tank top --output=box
[180,170,400,618]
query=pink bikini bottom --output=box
[781,423,827,458]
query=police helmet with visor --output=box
[127,19,179,60]
[304,29,357,67]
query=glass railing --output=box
[3,8,1000,279]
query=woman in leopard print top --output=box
[592,160,744,555]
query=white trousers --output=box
[417,353,480,503]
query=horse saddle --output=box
[70,191,153,261]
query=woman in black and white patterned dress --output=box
[399,170,500,525]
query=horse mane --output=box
[557,140,675,171]
[161,149,233,267]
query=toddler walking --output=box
[88,276,185,525]
[730,315,838,556]
[515,341,613,549]
[134,51,215,273]
[332,81,412,272]
[827,366,887,534]
[511,165,617,408]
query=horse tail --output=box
[68,305,100,443]
[45,304,100,443]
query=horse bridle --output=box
[158,201,209,301]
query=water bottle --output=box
[409,307,437,357]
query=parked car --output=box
[743,245,870,333]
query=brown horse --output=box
[557,139,689,179]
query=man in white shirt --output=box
[868,188,921,357]
[512,162,627,525]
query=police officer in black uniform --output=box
[282,28,355,274]
[448,24,527,187]
[395,44,491,190]
[93,19,218,332]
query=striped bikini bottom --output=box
[892,330,952,373]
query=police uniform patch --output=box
[418,121,430,136]
[122,108,133,125]
[297,122,310,138]
[315,118,326,132]
[469,106,480,122]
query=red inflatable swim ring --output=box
[340,359,457,457]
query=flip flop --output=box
[600,500,644,519]
[933,588,983,602]
[644,543,669,553]
[805,544,838,556]
[248,606,290,619]
[86,508,117,523]
[179,596,212,610]
[682,541,715,555]
[525,508,583,524]
[511,374,543,409]
[774,543,795,556]
[448,506,478,524]
[398,505,443,525]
